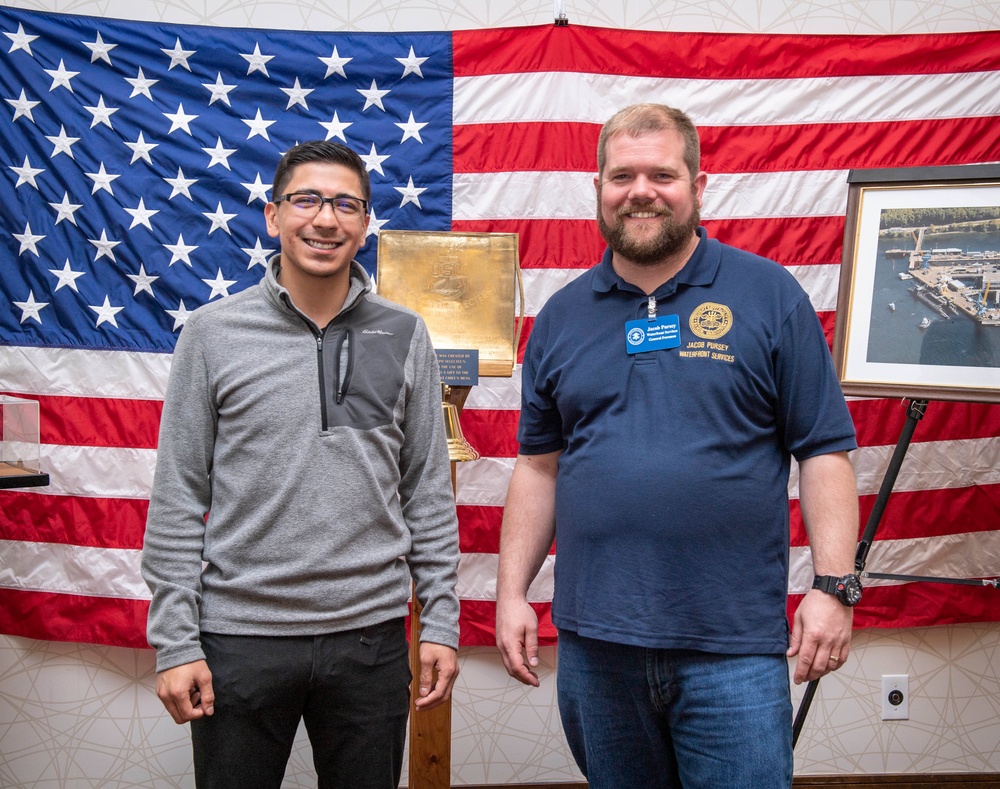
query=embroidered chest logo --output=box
[689,302,733,340]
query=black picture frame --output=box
[832,164,1000,403]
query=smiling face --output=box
[595,127,707,268]
[264,161,370,286]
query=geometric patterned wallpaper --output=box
[1,0,998,33]
[4,628,1000,785]
[2,0,1000,787]
[793,626,1000,775]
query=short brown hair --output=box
[272,141,371,202]
[597,104,701,180]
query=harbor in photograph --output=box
[898,231,1000,326]
[865,209,1000,368]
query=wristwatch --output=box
[812,574,863,606]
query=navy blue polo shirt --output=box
[518,229,857,654]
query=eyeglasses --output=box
[274,192,369,218]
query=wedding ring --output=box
[829,656,839,663]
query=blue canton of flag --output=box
[0,6,453,353]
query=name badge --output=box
[625,315,681,354]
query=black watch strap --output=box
[812,574,862,606]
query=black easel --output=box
[792,398,929,746]
[791,398,999,747]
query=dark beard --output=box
[597,197,700,266]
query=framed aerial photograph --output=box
[832,164,1000,403]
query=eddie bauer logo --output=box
[689,302,733,340]
[362,329,394,336]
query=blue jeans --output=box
[191,619,410,789]
[557,628,793,789]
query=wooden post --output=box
[408,593,453,788]
[409,389,471,788]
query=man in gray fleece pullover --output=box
[141,141,460,789]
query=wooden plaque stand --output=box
[377,232,522,788]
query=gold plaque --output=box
[376,230,521,378]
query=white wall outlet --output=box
[882,674,909,720]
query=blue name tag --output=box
[625,315,681,354]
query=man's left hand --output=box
[786,589,853,684]
[414,642,459,711]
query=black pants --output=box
[191,619,411,789]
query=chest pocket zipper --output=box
[334,328,353,404]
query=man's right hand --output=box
[156,659,215,724]
[496,597,541,687]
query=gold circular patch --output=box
[689,302,733,339]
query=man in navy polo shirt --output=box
[495,103,861,788]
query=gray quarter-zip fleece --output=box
[141,257,460,672]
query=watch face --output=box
[838,576,862,606]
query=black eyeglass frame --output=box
[273,192,370,215]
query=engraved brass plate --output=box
[376,230,519,377]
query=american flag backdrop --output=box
[1,6,999,649]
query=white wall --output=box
[3,0,999,33]
[3,0,1000,786]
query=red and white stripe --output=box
[3,25,1000,648]
[450,25,1000,643]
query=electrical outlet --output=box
[881,674,909,720]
